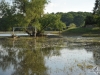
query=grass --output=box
[44,31,60,34]
[62,27,100,36]
[82,34,100,37]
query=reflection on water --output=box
[0,37,100,75]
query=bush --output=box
[68,23,76,29]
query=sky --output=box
[2,0,95,13]
[44,0,95,13]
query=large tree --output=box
[13,0,49,23]
[93,0,100,27]
[93,0,100,14]
[0,0,49,35]
[12,0,49,36]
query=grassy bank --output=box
[62,27,100,36]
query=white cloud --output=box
[44,0,95,13]
[45,2,58,13]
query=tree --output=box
[85,15,96,26]
[0,0,26,31]
[0,0,49,35]
[13,0,49,36]
[93,0,100,14]
[13,0,49,26]
[93,0,100,27]
[0,0,15,31]
[73,15,85,27]
[61,13,74,26]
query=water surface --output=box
[0,37,100,75]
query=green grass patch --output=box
[62,27,100,36]
[82,34,100,37]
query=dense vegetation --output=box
[57,12,92,27]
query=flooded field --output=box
[0,36,100,75]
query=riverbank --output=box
[62,27,100,37]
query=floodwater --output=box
[0,33,28,37]
[0,36,100,75]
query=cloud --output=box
[49,3,57,8]
[45,2,58,13]
[45,0,95,13]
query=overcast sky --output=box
[2,0,95,13]
[44,0,95,13]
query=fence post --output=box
[12,27,15,36]
[34,26,37,38]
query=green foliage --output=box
[13,0,49,26]
[84,15,97,27]
[0,0,10,17]
[39,14,66,31]
[58,12,91,27]
[61,13,74,26]
[93,0,100,14]
[85,16,95,24]
[73,15,85,27]
[0,0,49,31]
[93,0,100,27]
[0,0,16,31]
[32,20,41,31]
[96,16,100,27]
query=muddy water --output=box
[0,37,100,75]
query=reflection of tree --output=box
[0,39,47,75]
[65,42,84,50]
[40,38,63,57]
[12,50,47,75]
[93,47,100,65]
[0,38,63,75]
[0,50,17,71]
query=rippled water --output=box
[0,37,100,75]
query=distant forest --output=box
[56,12,93,27]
